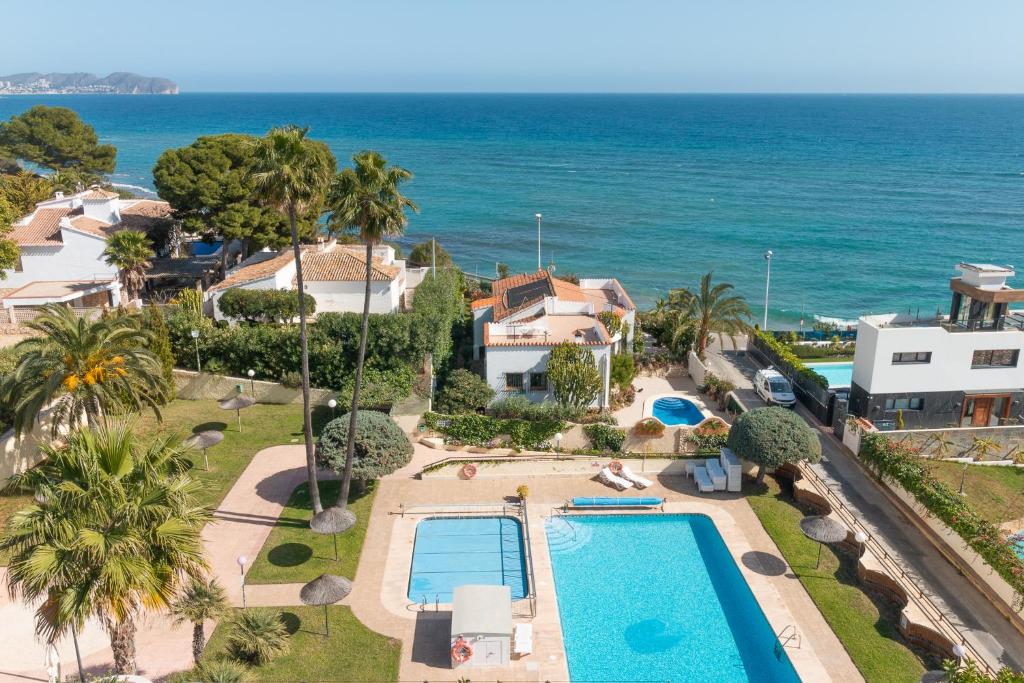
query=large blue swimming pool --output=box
[651,396,706,426]
[408,516,528,603]
[545,514,800,682]
[805,361,853,388]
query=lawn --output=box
[924,459,1024,524]
[746,476,934,682]
[200,605,400,682]
[247,479,377,584]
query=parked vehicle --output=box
[754,368,797,408]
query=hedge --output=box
[859,433,1024,605]
[583,423,626,452]
[424,411,565,450]
[754,330,829,389]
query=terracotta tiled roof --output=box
[299,248,399,283]
[471,296,495,310]
[120,200,172,218]
[82,188,120,200]
[208,251,295,292]
[9,208,72,246]
[491,270,589,322]
[68,215,114,237]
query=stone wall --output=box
[172,369,336,405]
[0,404,72,484]
[883,423,1024,461]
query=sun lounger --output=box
[694,466,714,493]
[598,466,634,490]
[684,460,697,478]
[514,623,533,656]
[619,464,652,489]
[706,458,727,491]
[720,447,743,492]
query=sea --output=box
[1,93,1022,326]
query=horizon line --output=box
[7,90,1023,97]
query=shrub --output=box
[171,288,203,320]
[516,484,529,500]
[408,239,452,268]
[489,396,583,422]
[317,411,413,481]
[634,418,665,437]
[410,268,466,368]
[218,288,316,323]
[195,660,252,683]
[142,304,176,402]
[727,407,821,482]
[226,609,290,664]
[548,342,602,410]
[610,353,636,393]
[436,369,494,414]
[584,423,626,452]
[942,659,1024,683]
[424,411,565,450]
[753,330,829,389]
[334,366,415,411]
[597,311,622,337]
[688,419,730,451]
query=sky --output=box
[2,0,1022,93]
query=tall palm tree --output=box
[171,578,231,665]
[328,151,417,510]
[1,304,167,436]
[249,127,335,514]
[0,420,209,674]
[667,271,751,360]
[102,229,155,302]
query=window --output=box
[529,372,548,391]
[971,349,1020,368]
[769,378,792,393]
[885,397,924,411]
[891,351,931,365]
[504,372,524,392]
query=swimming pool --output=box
[545,514,800,682]
[407,516,528,603]
[1012,532,1024,560]
[805,361,853,388]
[651,396,706,426]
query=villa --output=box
[849,263,1024,429]
[0,187,171,320]
[205,239,429,320]
[471,270,635,408]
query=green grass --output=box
[200,605,400,682]
[924,459,1024,524]
[746,477,933,682]
[247,480,377,584]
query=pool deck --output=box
[349,449,863,682]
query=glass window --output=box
[884,397,923,411]
[892,351,932,364]
[971,349,1020,368]
[769,378,791,393]
[529,372,548,391]
[504,373,524,392]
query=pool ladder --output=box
[420,594,440,611]
[774,624,801,659]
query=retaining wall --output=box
[172,369,336,404]
[883,424,1024,461]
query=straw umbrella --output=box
[799,515,848,568]
[218,394,255,432]
[300,574,352,635]
[310,507,357,561]
[185,429,224,470]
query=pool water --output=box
[407,516,528,603]
[805,361,853,388]
[545,514,800,682]
[651,396,706,426]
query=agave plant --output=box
[226,609,291,665]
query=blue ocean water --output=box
[1,93,1022,323]
[545,514,799,682]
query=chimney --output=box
[54,191,65,200]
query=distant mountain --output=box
[0,72,178,95]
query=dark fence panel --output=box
[748,335,835,424]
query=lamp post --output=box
[854,530,868,557]
[554,432,563,452]
[763,250,773,331]
[952,643,966,668]
[237,555,248,609]
[247,369,256,396]
[535,213,543,271]
[328,398,338,418]
[190,329,201,372]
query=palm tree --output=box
[0,420,209,674]
[171,578,231,665]
[249,126,336,514]
[103,229,155,302]
[666,271,751,359]
[327,151,417,510]
[1,304,167,436]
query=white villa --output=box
[471,270,636,408]
[206,239,429,320]
[1,187,171,320]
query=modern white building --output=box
[206,240,428,320]
[471,270,636,409]
[850,263,1024,429]
[1,187,171,319]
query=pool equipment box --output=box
[450,584,513,667]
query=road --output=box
[705,336,1024,671]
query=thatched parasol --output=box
[799,515,849,568]
[185,430,224,471]
[219,395,256,432]
[310,507,357,561]
[300,573,352,635]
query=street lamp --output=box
[328,398,338,418]
[554,432,563,451]
[763,250,773,331]
[247,369,256,396]
[952,643,966,668]
[190,329,201,372]
[237,555,248,609]
[535,213,543,271]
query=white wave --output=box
[111,182,158,196]
[813,314,859,328]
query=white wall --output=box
[853,318,1024,394]
[3,229,113,288]
[484,343,612,408]
[305,279,400,314]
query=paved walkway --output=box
[707,336,1024,671]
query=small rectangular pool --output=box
[545,514,799,682]
[408,516,528,603]
[805,361,853,388]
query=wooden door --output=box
[972,397,994,426]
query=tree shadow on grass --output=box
[267,542,313,567]
[279,479,376,516]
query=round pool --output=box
[651,396,705,426]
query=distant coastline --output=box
[0,72,178,95]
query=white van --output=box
[754,368,797,408]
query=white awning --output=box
[451,585,513,637]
